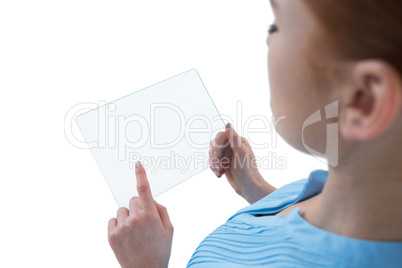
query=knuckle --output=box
[108,230,119,244]
[130,196,139,203]
[160,206,167,213]
[137,183,149,194]
[128,216,139,226]
[108,218,115,226]
[119,223,129,233]
[117,207,128,214]
[117,207,125,213]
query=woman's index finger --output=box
[135,161,157,212]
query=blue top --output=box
[186,170,402,268]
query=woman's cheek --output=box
[268,48,287,117]
[267,51,310,153]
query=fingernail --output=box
[214,171,220,177]
[135,161,142,169]
[214,165,220,171]
[214,150,218,158]
[226,123,232,131]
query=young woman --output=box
[107,0,402,267]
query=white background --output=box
[0,0,327,267]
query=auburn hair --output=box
[304,0,402,77]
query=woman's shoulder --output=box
[228,169,328,219]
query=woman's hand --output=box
[209,123,276,204]
[108,162,174,268]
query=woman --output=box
[107,0,402,267]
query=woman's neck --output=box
[303,159,402,241]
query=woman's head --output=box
[305,0,402,76]
[267,0,402,167]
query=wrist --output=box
[239,172,276,204]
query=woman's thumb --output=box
[224,123,242,151]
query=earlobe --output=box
[339,60,402,141]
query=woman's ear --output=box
[339,60,402,141]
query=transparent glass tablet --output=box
[76,69,224,207]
